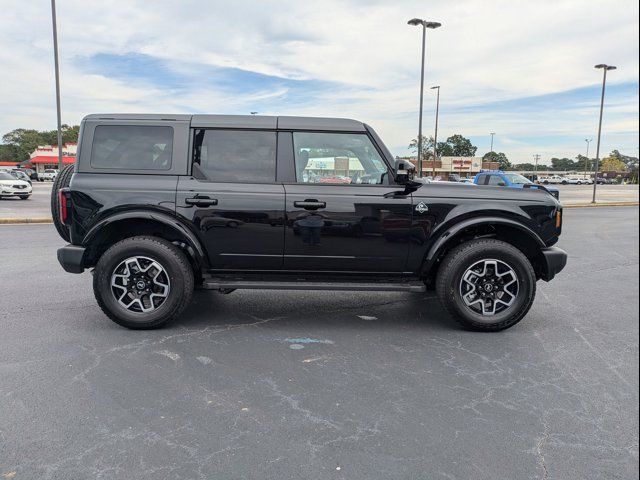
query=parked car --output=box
[15,168,38,181]
[539,175,567,185]
[0,172,32,199]
[9,170,32,185]
[474,171,560,199]
[54,113,566,332]
[39,169,59,181]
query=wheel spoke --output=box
[110,256,171,313]
[459,259,519,317]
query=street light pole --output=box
[431,85,440,177]
[533,154,540,177]
[50,0,63,171]
[490,132,495,153]
[408,18,441,177]
[584,138,592,180]
[592,64,617,203]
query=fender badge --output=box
[415,202,429,214]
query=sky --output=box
[0,0,638,165]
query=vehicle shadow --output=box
[175,289,457,332]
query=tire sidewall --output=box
[95,241,189,327]
[444,244,535,328]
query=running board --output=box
[201,277,426,293]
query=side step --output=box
[201,277,426,293]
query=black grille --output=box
[13,184,27,189]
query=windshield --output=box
[504,173,532,185]
[0,172,15,180]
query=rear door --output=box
[176,129,285,270]
[282,131,413,272]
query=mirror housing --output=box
[394,158,416,185]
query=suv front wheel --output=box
[93,236,194,329]
[436,239,536,331]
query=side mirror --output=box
[394,159,416,185]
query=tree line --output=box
[408,134,639,176]
[0,125,80,163]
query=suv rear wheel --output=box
[93,236,194,329]
[436,239,536,331]
[50,164,74,242]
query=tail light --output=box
[555,210,562,229]
[59,187,71,225]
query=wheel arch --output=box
[81,210,207,274]
[421,217,547,284]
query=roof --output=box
[83,114,366,132]
[25,156,76,165]
[0,161,19,166]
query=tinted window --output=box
[193,130,276,183]
[487,175,505,186]
[292,132,388,185]
[91,125,173,170]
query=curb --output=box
[0,217,54,225]
[563,202,638,208]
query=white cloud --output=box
[0,0,637,160]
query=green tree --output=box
[550,157,577,171]
[446,134,477,157]
[483,151,511,170]
[408,135,435,161]
[1,124,80,162]
[600,156,627,172]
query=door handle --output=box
[294,199,326,210]
[185,196,218,207]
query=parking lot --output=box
[0,206,637,479]
[0,183,638,221]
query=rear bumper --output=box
[540,246,567,281]
[57,244,86,274]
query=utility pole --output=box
[431,86,440,177]
[584,138,592,180]
[592,64,616,203]
[490,132,495,153]
[50,0,63,171]
[533,154,541,177]
[408,18,441,177]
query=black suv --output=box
[54,114,566,331]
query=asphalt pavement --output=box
[0,183,638,221]
[0,207,638,480]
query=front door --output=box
[283,131,413,272]
[176,129,284,270]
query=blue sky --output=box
[0,0,638,164]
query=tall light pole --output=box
[431,85,440,177]
[50,0,64,172]
[490,132,495,153]
[533,154,541,176]
[584,138,592,180]
[592,64,617,203]
[408,18,441,177]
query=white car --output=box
[539,175,568,185]
[0,172,32,199]
[39,169,59,181]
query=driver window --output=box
[292,132,388,185]
[487,175,505,186]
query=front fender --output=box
[421,216,546,275]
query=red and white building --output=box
[23,143,77,174]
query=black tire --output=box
[436,239,536,332]
[19,195,29,200]
[93,236,194,329]
[50,164,74,242]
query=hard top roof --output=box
[83,114,366,132]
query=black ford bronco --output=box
[54,114,567,331]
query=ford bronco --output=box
[54,114,567,331]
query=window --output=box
[193,130,276,183]
[91,125,173,170]
[504,173,532,185]
[487,175,506,186]
[292,132,388,185]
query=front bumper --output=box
[57,244,86,274]
[540,246,567,281]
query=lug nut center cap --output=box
[136,280,146,290]
[484,283,494,292]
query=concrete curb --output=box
[563,202,639,208]
[0,217,53,225]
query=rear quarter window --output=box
[91,125,173,170]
